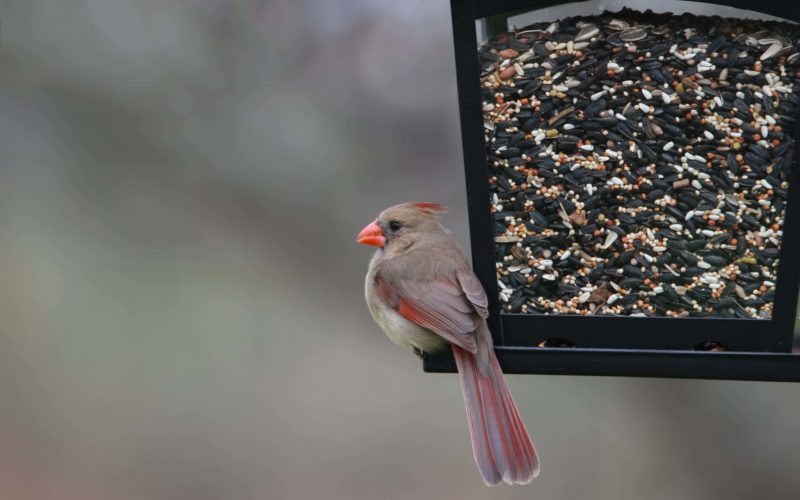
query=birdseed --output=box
[482,9,800,319]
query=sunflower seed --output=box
[620,25,649,42]
[760,41,783,60]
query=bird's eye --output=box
[388,220,403,232]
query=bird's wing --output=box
[456,268,489,318]
[373,271,483,353]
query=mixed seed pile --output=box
[482,10,800,318]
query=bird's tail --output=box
[452,341,539,485]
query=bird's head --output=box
[357,202,447,252]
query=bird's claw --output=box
[413,347,425,359]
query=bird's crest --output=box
[407,202,448,215]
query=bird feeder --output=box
[425,0,800,380]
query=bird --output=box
[357,202,539,485]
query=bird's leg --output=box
[412,347,425,359]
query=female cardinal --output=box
[357,202,539,485]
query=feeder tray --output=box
[424,0,800,381]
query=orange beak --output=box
[357,221,386,247]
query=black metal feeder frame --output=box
[425,0,800,381]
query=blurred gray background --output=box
[0,1,799,499]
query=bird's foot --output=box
[412,347,425,359]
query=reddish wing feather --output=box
[397,298,477,352]
[374,275,479,353]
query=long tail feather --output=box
[452,344,539,485]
